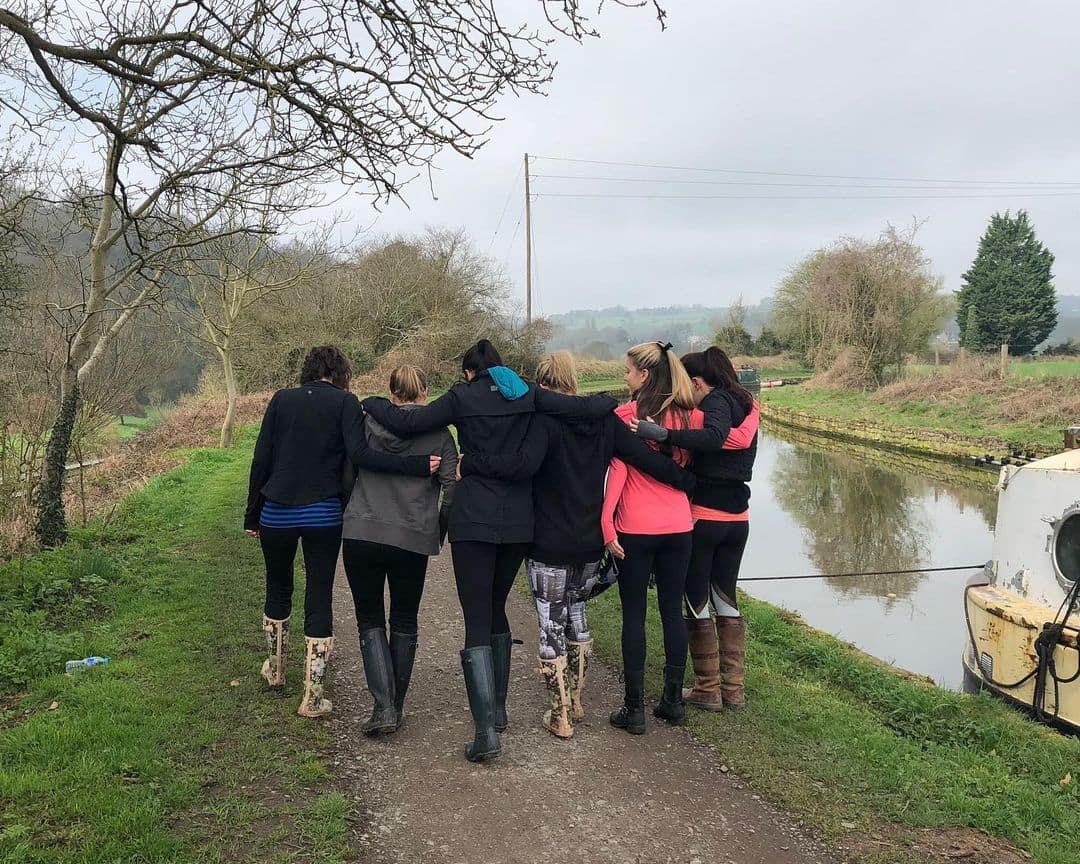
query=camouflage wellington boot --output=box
[260,615,289,690]
[297,636,334,718]
[566,639,592,721]
[539,655,574,739]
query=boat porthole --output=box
[1052,507,1080,590]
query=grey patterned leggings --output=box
[526,558,601,660]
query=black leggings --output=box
[342,538,429,635]
[450,541,529,648]
[616,532,693,673]
[260,524,342,637]
[685,520,749,617]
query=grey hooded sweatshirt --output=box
[342,405,457,556]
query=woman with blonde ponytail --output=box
[601,342,705,735]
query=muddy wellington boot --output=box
[539,655,574,739]
[389,631,418,726]
[717,615,747,710]
[260,615,290,690]
[359,629,399,735]
[565,639,592,721]
[682,617,723,711]
[460,646,502,762]
[490,632,512,732]
[653,664,688,726]
[609,668,647,735]
[297,636,334,718]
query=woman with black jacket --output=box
[462,351,695,739]
[246,346,438,718]
[361,340,615,761]
[633,346,759,711]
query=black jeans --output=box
[260,524,342,637]
[450,541,529,648]
[685,520,750,616]
[342,538,429,635]
[616,532,692,672]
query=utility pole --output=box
[524,152,532,325]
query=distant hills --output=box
[547,295,1080,358]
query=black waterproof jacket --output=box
[245,381,430,530]
[361,372,615,545]
[666,387,757,513]
[464,412,696,566]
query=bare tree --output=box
[0,0,666,546]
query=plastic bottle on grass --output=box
[65,656,110,674]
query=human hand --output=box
[245,529,259,538]
[606,538,625,560]
[429,455,442,475]
[456,456,463,481]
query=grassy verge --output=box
[586,589,1080,864]
[0,429,353,864]
[762,385,1063,456]
[112,406,169,440]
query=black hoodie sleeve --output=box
[344,395,430,476]
[666,391,734,452]
[245,392,279,530]
[361,390,457,437]
[461,417,550,481]
[534,388,617,420]
[613,420,696,493]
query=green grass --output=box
[112,406,169,440]
[0,430,353,863]
[586,589,1080,864]
[1010,358,1080,379]
[763,385,1062,452]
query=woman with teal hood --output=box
[362,339,614,762]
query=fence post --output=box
[1000,343,1009,379]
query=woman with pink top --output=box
[601,341,703,734]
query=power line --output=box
[532,172,1080,192]
[533,154,1080,187]
[533,191,1080,201]
[488,163,524,251]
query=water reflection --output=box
[771,446,930,600]
[746,428,998,689]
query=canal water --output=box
[743,427,997,690]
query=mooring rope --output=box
[741,564,985,582]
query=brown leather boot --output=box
[716,616,747,709]
[298,636,334,718]
[565,639,592,720]
[539,655,574,739]
[682,617,722,711]
[260,615,289,689]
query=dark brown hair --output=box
[300,346,352,389]
[461,339,503,375]
[681,346,754,412]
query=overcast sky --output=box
[337,0,1080,316]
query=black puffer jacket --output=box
[362,372,615,544]
[666,387,757,514]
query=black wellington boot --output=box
[359,628,399,735]
[653,664,688,726]
[490,632,512,732]
[609,668,646,735]
[389,631,418,727]
[461,646,503,762]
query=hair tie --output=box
[657,341,673,352]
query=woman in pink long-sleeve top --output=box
[600,341,703,735]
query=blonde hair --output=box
[626,341,695,424]
[535,351,578,395]
[388,365,427,403]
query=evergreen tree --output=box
[957,210,1057,354]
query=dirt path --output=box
[327,550,839,864]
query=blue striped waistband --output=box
[260,497,343,528]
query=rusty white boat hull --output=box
[962,449,1080,733]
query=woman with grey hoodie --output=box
[342,365,458,735]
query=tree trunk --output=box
[219,347,238,449]
[35,377,79,548]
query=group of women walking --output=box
[246,337,759,762]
